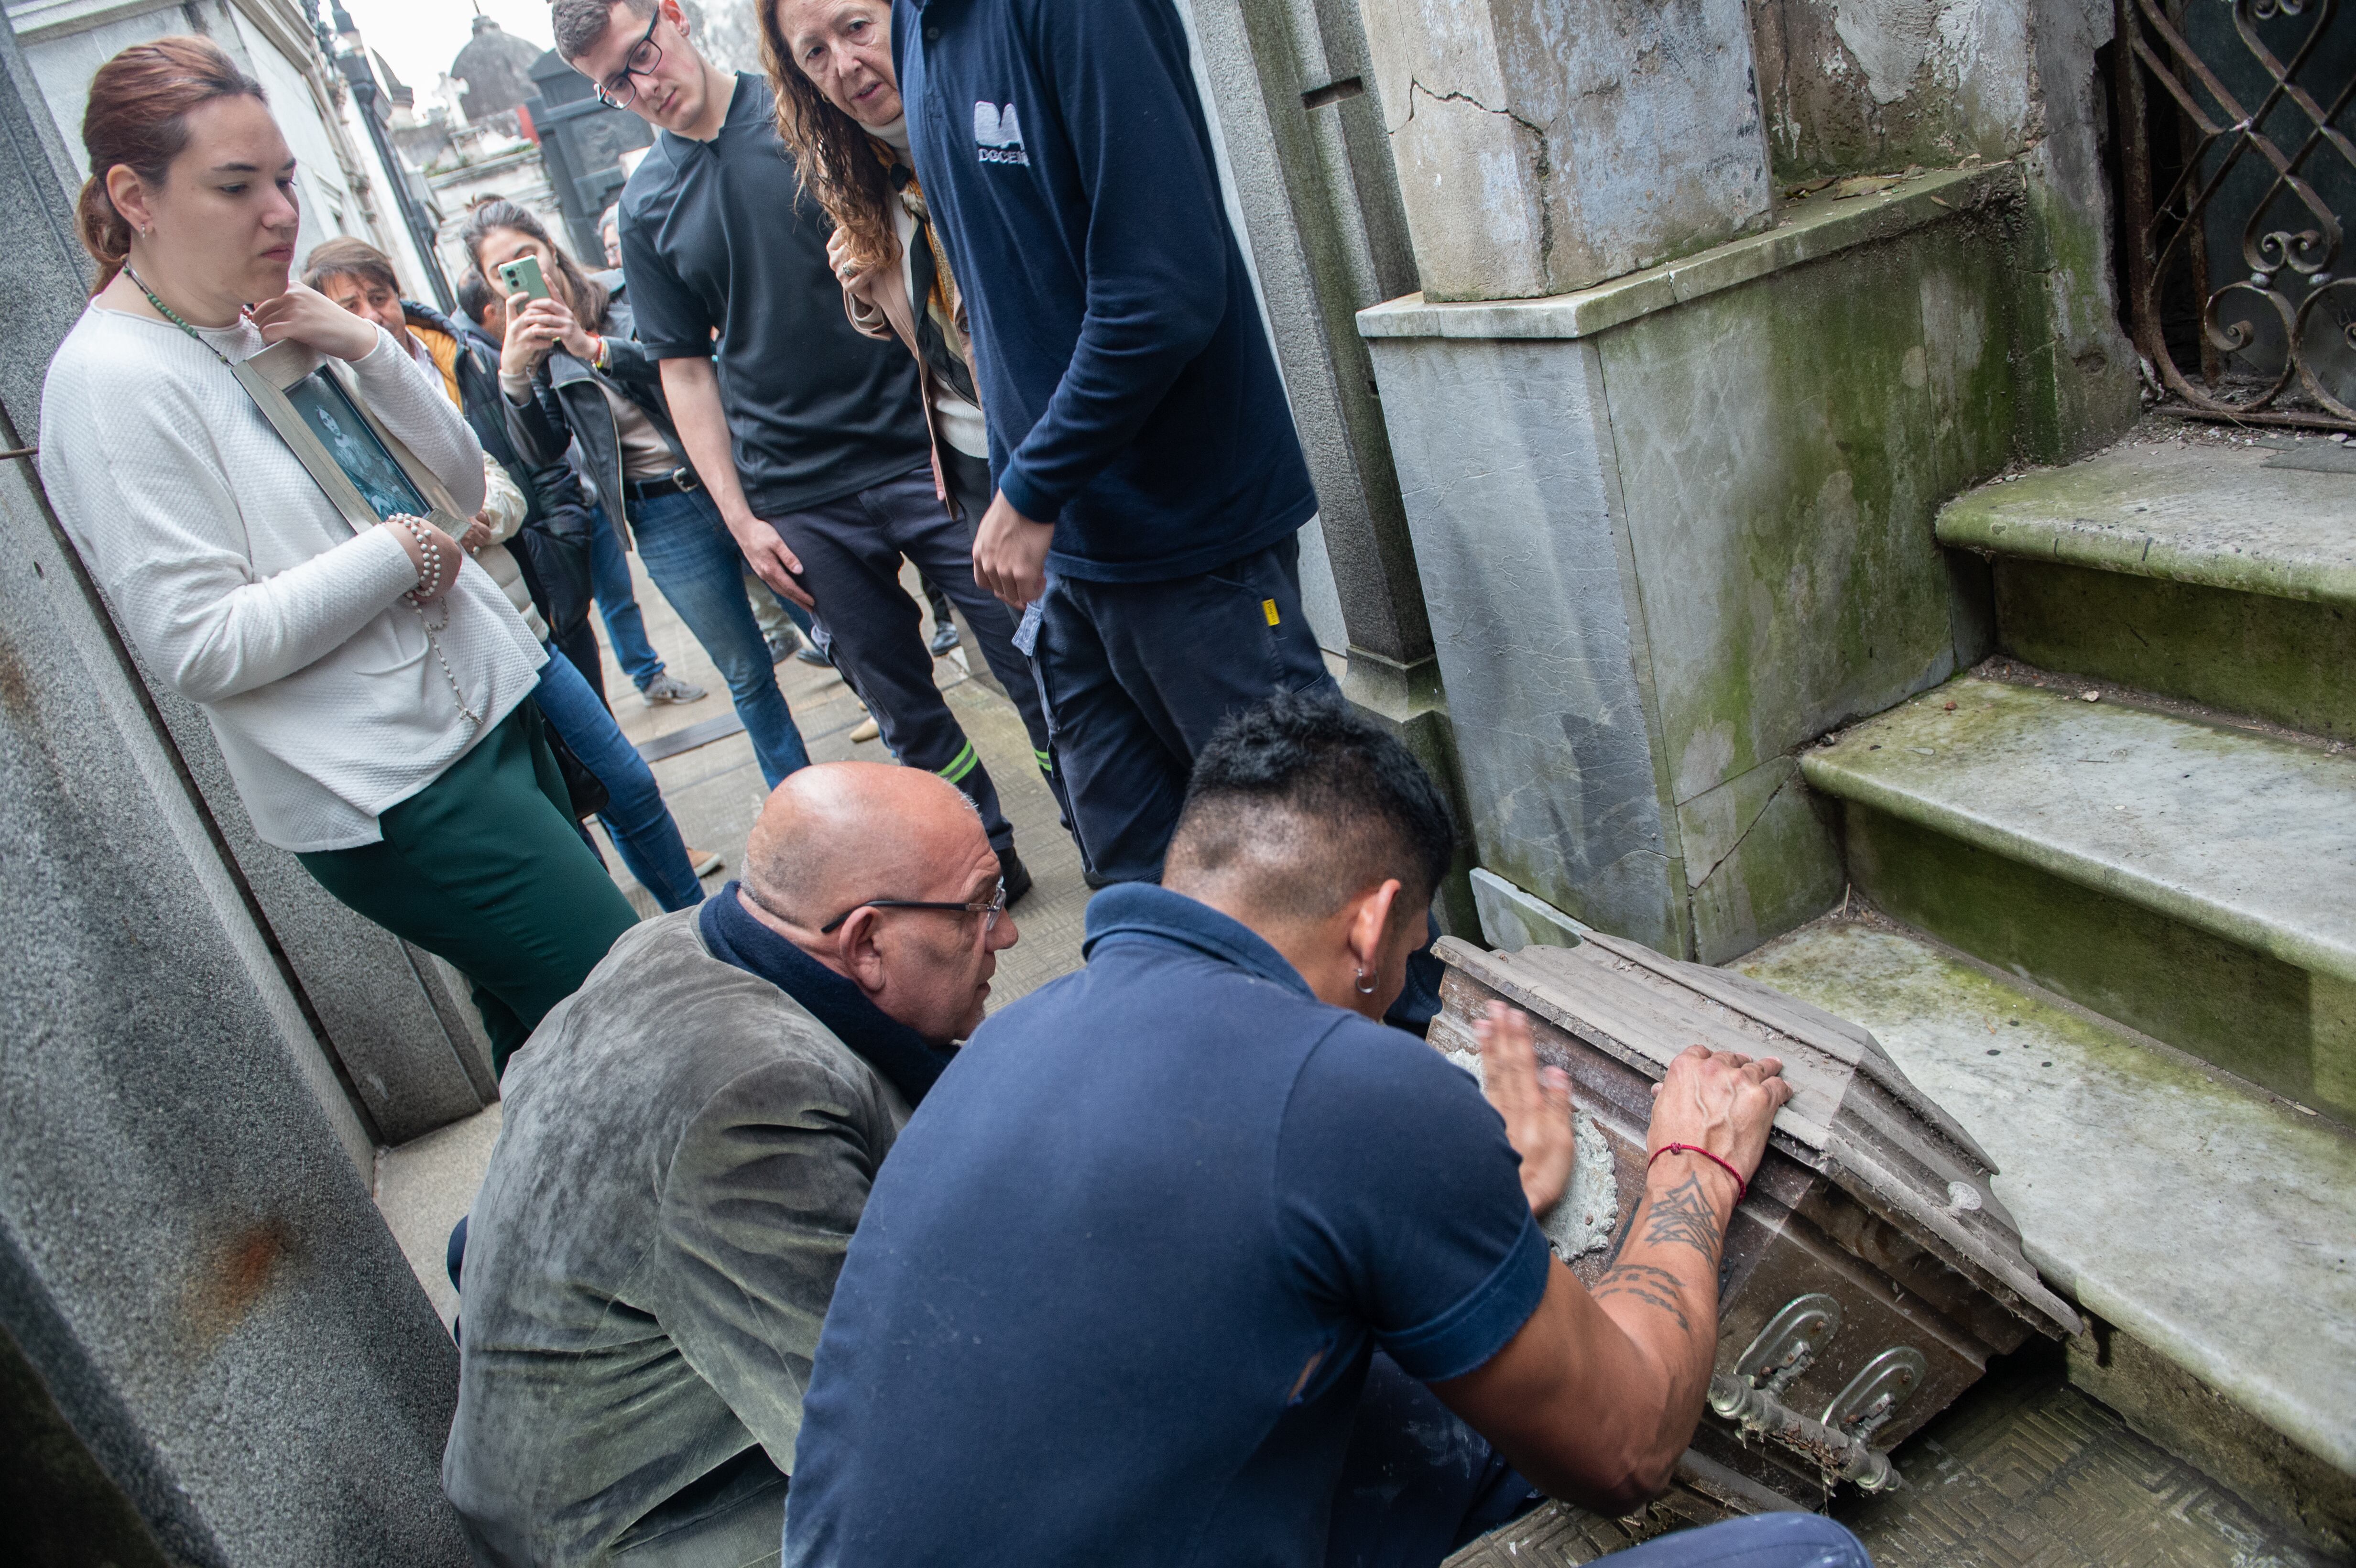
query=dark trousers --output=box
[1326,1353,1543,1568]
[297,700,639,1075]
[1034,533,1339,884]
[1325,1358,1872,1568]
[763,467,1051,852]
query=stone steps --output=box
[1733,913,2356,1554]
[1799,673,2356,1122]
[1935,435,2356,740]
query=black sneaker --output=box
[998,845,1034,909]
[929,619,962,656]
[794,643,832,667]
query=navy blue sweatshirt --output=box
[894,0,1318,583]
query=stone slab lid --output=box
[1438,935,2082,1339]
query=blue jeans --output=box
[629,488,811,789]
[588,501,666,692]
[1602,1515,1871,1568]
[533,643,706,913]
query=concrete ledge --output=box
[1357,165,2012,342]
[1735,915,2356,1486]
[1938,439,2356,610]
[1801,676,2356,987]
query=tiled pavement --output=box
[1443,1355,2331,1567]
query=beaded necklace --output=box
[124,264,481,729]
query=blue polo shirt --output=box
[782,885,1551,1567]
[892,0,1320,582]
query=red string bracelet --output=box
[1649,1143,1748,1206]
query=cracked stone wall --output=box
[1359,0,1775,300]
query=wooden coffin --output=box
[1428,934,2080,1521]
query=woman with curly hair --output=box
[760,0,991,521]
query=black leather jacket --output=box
[501,275,693,541]
[404,299,598,639]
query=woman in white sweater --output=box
[40,37,637,1073]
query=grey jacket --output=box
[442,911,913,1566]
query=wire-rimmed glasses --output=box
[817,877,1009,936]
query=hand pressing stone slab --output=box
[1429,934,2078,1520]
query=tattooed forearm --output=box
[1638,1174,1725,1263]
[1593,1263,1693,1331]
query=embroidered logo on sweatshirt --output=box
[973,101,1029,166]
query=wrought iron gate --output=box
[2115,0,2356,428]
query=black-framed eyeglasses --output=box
[819,878,1008,935]
[594,10,665,109]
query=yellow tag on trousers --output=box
[1262,598,1280,626]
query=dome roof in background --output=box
[449,17,547,124]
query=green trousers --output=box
[299,699,639,1076]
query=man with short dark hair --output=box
[783,695,1866,1568]
[455,268,505,345]
[550,0,1053,901]
[444,761,1021,1565]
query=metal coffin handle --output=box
[1733,1293,1843,1395]
[1823,1346,1930,1444]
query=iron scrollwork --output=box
[2116,0,2356,427]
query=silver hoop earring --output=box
[1353,967,1377,996]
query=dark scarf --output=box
[698,882,958,1106]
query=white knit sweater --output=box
[40,305,545,852]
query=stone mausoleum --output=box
[0,0,2349,1559]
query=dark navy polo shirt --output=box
[619,74,930,516]
[782,884,1550,1567]
[892,0,1320,582]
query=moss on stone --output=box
[1995,561,2356,740]
[1600,211,2015,808]
[1842,802,2350,1120]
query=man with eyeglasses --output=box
[442,760,1019,1566]
[547,0,1053,906]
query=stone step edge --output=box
[1935,492,2356,610]
[1862,928,2356,1486]
[1733,913,2356,1484]
[1798,705,2356,988]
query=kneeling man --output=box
[443,762,1017,1566]
[783,697,1870,1568]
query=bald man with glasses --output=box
[443,762,1019,1568]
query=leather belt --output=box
[625,466,700,501]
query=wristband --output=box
[1649,1143,1748,1206]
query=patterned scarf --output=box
[877,142,981,413]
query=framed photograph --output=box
[232,340,470,536]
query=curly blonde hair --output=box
[757,8,899,276]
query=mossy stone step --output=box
[1734,915,2356,1551]
[1800,675,2356,1120]
[1936,438,2356,738]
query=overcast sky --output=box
[338,0,557,107]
